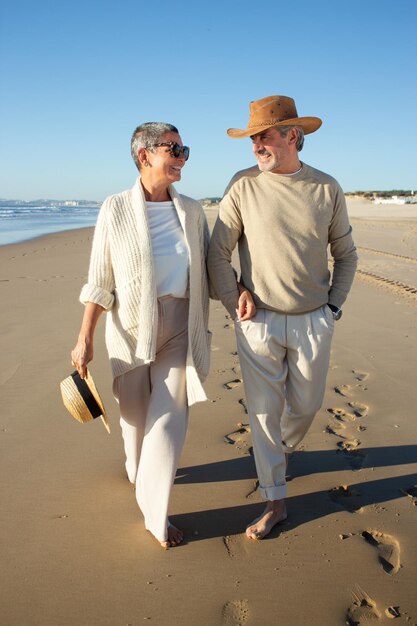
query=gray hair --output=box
[131,122,179,170]
[277,125,305,151]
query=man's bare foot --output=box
[159,524,184,549]
[246,500,287,540]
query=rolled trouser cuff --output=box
[259,483,287,501]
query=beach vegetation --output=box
[346,190,414,198]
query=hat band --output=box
[248,117,297,129]
[71,371,102,419]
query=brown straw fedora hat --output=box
[60,370,110,433]
[227,95,322,138]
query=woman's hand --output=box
[236,287,256,321]
[71,338,93,379]
[70,302,104,379]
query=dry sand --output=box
[0,198,416,625]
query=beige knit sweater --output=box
[207,163,358,318]
[80,178,211,405]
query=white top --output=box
[147,201,189,297]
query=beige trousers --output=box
[113,297,189,542]
[235,305,334,501]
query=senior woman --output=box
[71,122,211,549]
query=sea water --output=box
[0,204,100,246]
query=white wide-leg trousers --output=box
[113,296,189,542]
[235,305,334,501]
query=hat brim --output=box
[60,370,111,434]
[227,116,322,138]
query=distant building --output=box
[200,197,221,208]
[373,193,416,205]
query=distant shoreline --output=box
[1,197,417,247]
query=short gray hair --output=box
[277,125,305,151]
[131,122,179,170]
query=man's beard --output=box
[256,150,280,172]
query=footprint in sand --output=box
[348,402,369,418]
[223,378,242,390]
[334,384,352,397]
[327,407,357,422]
[223,534,246,558]
[238,398,248,414]
[352,370,370,382]
[337,439,361,451]
[224,424,252,456]
[224,423,251,444]
[346,587,381,624]
[361,530,401,575]
[385,606,401,619]
[325,423,347,438]
[327,407,346,419]
[222,599,249,625]
[353,371,370,391]
[328,485,362,513]
[338,448,367,470]
[357,384,369,391]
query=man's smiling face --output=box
[251,126,297,174]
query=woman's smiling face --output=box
[145,131,187,185]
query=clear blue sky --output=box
[1,0,416,201]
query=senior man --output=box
[208,95,358,539]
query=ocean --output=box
[0,204,100,246]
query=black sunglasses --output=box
[146,141,190,161]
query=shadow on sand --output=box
[173,445,417,542]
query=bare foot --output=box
[159,524,184,549]
[246,500,287,540]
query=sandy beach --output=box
[1,198,416,626]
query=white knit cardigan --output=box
[80,178,211,405]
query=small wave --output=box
[0,205,100,245]
[0,205,99,219]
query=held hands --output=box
[236,287,256,321]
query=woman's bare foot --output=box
[246,500,287,540]
[159,524,184,549]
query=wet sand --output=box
[0,198,416,625]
